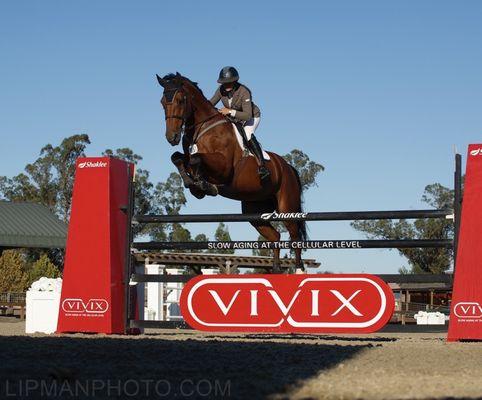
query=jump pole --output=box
[56,148,480,340]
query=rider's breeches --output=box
[244,117,260,140]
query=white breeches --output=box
[244,117,260,140]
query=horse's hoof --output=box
[183,180,194,189]
[171,152,184,165]
[200,182,218,196]
[189,187,206,199]
[207,185,218,196]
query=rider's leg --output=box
[244,118,270,180]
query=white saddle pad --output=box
[232,124,271,161]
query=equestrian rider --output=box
[210,66,270,180]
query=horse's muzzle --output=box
[166,131,182,146]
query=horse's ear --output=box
[176,72,181,77]
[156,74,166,87]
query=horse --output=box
[157,72,306,272]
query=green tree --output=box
[28,254,61,287]
[150,172,188,243]
[0,134,90,223]
[0,251,29,292]
[351,183,455,274]
[283,149,324,190]
[213,223,234,254]
[252,234,271,257]
[103,148,155,238]
[194,233,209,242]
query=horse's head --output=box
[157,73,192,146]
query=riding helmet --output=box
[217,66,239,84]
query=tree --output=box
[28,254,61,287]
[0,251,29,292]
[252,234,271,257]
[213,223,234,254]
[283,149,324,190]
[351,183,455,274]
[103,148,155,238]
[0,134,91,223]
[150,172,188,243]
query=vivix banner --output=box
[448,144,482,341]
[180,274,394,333]
[57,157,135,334]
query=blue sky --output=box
[1,1,481,273]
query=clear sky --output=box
[1,1,481,273]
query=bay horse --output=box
[157,72,306,272]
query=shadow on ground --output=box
[0,335,369,399]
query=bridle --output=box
[163,84,229,144]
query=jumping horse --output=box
[157,72,307,272]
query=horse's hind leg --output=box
[284,221,304,273]
[276,172,305,272]
[242,200,281,273]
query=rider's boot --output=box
[248,136,270,181]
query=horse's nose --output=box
[166,130,181,146]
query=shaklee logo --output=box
[470,148,482,157]
[62,298,109,314]
[180,274,394,333]
[260,211,308,220]
[454,302,482,319]
[78,161,108,169]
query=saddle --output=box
[228,118,270,161]
[228,118,248,147]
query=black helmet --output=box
[217,66,239,84]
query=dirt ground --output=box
[1,319,482,400]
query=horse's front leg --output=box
[188,152,230,197]
[189,154,218,196]
[171,152,195,188]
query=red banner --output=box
[180,274,394,333]
[448,144,482,341]
[57,157,133,334]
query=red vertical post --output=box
[448,144,482,341]
[57,157,134,334]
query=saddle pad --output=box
[232,124,271,161]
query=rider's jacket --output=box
[210,83,261,122]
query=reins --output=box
[163,81,231,146]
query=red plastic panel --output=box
[180,274,394,333]
[57,157,132,334]
[448,145,482,341]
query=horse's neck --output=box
[190,90,216,125]
[188,86,243,167]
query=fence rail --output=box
[132,239,453,251]
[134,209,453,224]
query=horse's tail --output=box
[289,165,308,241]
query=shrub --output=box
[28,254,61,287]
[0,250,29,292]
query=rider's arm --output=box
[232,91,253,121]
[209,88,222,105]
[228,86,253,121]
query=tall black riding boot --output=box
[248,136,270,180]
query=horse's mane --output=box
[162,73,205,96]
[161,72,218,114]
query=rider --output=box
[210,66,270,180]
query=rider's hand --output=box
[219,108,231,116]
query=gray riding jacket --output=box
[209,83,261,122]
